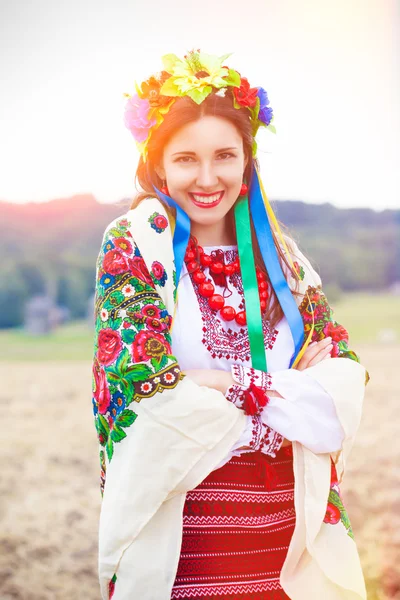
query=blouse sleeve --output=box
[228,365,345,454]
[224,235,370,457]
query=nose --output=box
[195,161,219,190]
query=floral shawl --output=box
[92,197,370,600]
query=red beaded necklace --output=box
[184,236,270,326]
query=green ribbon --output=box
[234,196,268,372]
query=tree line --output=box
[0,194,398,328]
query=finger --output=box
[307,345,333,367]
[301,338,332,363]
[295,338,333,370]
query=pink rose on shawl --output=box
[154,215,168,230]
[124,94,157,143]
[97,328,122,366]
[132,330,171,362]
[93,359,111,414]
[151,261,165,280]
[103,249,128,275]
[128,256,154,287]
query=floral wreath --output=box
[123,49,276,162]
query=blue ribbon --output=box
[248,162,304,367]
[145,165,191,286]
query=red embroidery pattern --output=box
[232,364,273,389]
[225,384,284,458]
[191,249,278,361]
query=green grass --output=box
[0,292,398,361]
[0,320,95,361]
[330,291,400,345]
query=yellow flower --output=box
[159,50,239,105]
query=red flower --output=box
[103,249,128,275]
[97,328,122,366]
[132,330,171,361]
[128,257,154,287]
[330,458,338,485]
[154,215,168,230]
[113,237,133,255]
[93,359,111,414]
[331,342,340,358]
[233,77,259,108]
[324,502,341,524]
[141,304,161,318]
[145,317,168,332]
[323,321,349,343]
[151,261,165,280]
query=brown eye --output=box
[218,152,235,160]
[175,156,194,163]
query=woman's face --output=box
[155,115,248,244]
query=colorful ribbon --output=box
[248,162,305,367]
[234,196,268,372]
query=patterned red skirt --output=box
[171,445,295,600]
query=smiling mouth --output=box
[189,191,224,207]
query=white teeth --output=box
[191,192,222,204]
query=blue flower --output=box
[109,390,126,419]
[92,396,98,416]
[103,240,115,253]
[100,273,116,289]
[134,246,142,257]
[257,88,273,126]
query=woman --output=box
[92,50,370,600]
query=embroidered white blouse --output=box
[171,244,345,468]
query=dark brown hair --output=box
[129,90,302,329]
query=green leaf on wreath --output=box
[223,68,241,87]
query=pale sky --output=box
[0,0,399,210]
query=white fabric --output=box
[172,245,345,467]
[225,370,345,460]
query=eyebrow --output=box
[172,147,238,156]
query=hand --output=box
[294,337,333,371]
